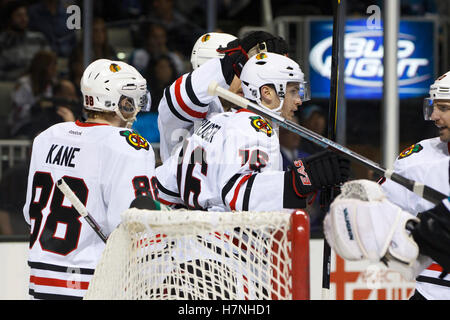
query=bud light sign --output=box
[308,19,436,99]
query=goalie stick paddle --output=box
[207,80,447,205]
[56,178,108,243]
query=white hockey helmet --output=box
[240,52,310,113]
[424,71,450,120]
[80,59,150,125]
[190,32,237,70]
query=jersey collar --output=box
[75,120,110,127]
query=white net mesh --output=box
[84,208,307,300]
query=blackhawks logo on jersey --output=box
[249,116,273,137]
[120,130,149,151]
[398,143,423,159]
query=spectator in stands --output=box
[144,0,204,57]
[67,45,84,97]
[91,16,117,61]
[69,17,117,70]
[26,79,82,139]
[68,14,118,99]
[146,55,178,111]
[0,0,49,81]
[27,0,77,57]
[129,22,186,78]
[9,49,58,138]
[144,55,178,112]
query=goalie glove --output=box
[323,179,422,281]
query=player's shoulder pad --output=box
[117,129,151,151]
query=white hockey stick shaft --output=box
[56,178,108,243]
[208,81,447,205]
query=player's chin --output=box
[283,111,295,121]
[438,127,450,142]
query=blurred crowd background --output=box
[0,0,448,237]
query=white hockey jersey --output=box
[156,109,306,212]
[157,57,229,162]
[380,137,450,300]
[23,120,156,299]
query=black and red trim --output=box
[75,120,109,127]
[185,72,208,108]
[174,76,207,119]
[164,87,192,123]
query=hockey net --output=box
[84,208,310,300]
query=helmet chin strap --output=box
[256,96,284,115]
[117,107,140,129]
[256,96,284,134]
[271,97,285,114]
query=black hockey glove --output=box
[217,31,289,82]
[287,149,351,197]
[410,201,450,277]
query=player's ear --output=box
[260,85,275,103]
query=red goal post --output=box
[84,208,310,300]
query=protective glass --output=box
[139,91,152,112]
[299,81,311,102]
[423,98,450,120]
[423,98,434,120]
[118,90,151,119]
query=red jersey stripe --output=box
[158,197,180,206]
[30,275,90,290]
[174,77,207,119]
[229,174,252,211]
[426,263,443,272]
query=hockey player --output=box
[23,59,157,299]
[157,31,288,162]
[156,52,350,212]
[323,178,450,289]
[374,71,449,299]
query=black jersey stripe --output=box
[221,174,242,206]
[164,86,192,123]
[242,174,257,211]
[155,177,180,198]
[186,72,208,108]
[29,289,84,300]
[416,276,450,287]
[28,261,95,275]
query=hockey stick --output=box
[56,178,108,243]
[207,81,448,205]
[322,0,346,300]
